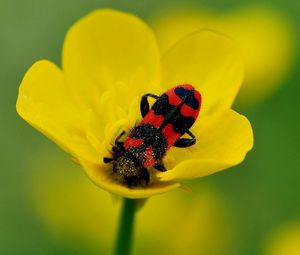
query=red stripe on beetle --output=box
[168,91,182,106]
[143,146,156,168]
[161,123,181,149]
[180,104,199,118]
[140,109,164,128]
[124,138,143,149]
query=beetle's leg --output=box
[114,131,125,147]
[140,93,159,117]
[154,162,167,172]
[174,130,196,148]
[115,131,126,143]
[174,138,195,148]
[105,131,127,163]
[103,157,113,163]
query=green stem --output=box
[113,198,136,255]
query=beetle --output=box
[104,84,201,187]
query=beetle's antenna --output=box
[104,157,114,163]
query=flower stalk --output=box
[113,198,136,255]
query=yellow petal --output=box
[152,6,295,107]
[62,9,160,110]
[159,109,253,181]
[161,30,243,115]
[16,60,99,163]
[79,158,181,199]
[152,8,215,53]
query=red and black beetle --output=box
[104,84,201,187]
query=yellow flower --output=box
[152,5,295,106]
[16,9,253,198]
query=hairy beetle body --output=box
[104,84,201,187]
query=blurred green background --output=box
[1,0,299,255]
